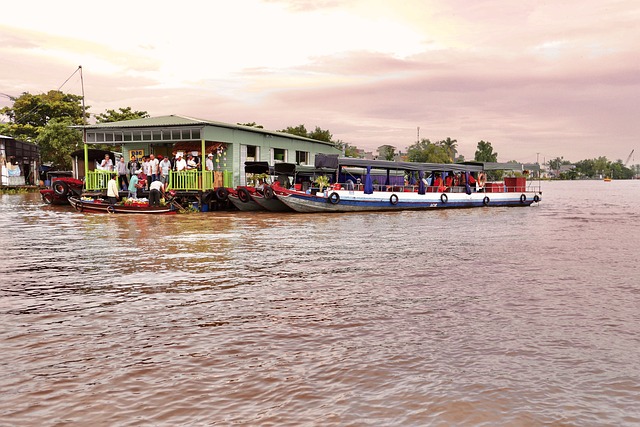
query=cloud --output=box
[2,0,640,162]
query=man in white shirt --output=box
[206,153,214,171]
[149,154,159,183]
[149,179,165,207]
[175,154,187,171]
[186,154,197,170]
[100,154,113,171]
[142,156,151,189]
[107,174,119,204]
[159,156,172,184]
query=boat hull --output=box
[275,189,542,213]
[227,194,265,211]
[69,197,174,214]
[251,193,293,212]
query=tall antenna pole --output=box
[80,66,87,182]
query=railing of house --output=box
[85,170,228,191]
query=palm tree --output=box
[475,140,498,162]
[438,137,458,162]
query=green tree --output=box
[308,126,332,142]
[344,144,361,158]
[238,122,264,128]
[377,144,396,161]
[36,118,83,169]
[407,138,450,163]
[96,107,149,123]
[0,90,87,141]
[474,140,498,162]
[0,90,88,165]
[279,124,309,138]
[437,137,458,162]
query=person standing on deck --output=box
[116,157,129,191]
[175,154,187,171]
[149,154,159,183]
[159,156,172,185]
[107,174,119,205]
[141,156,151,189]
[100,154,113,171]
[206,153,214,171]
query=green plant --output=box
[314,175,330,192]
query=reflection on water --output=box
[1,181,640,426]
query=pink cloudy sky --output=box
[1,0,639,164]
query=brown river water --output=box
[1,180,639,426]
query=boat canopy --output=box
[244,161,270,174]
[462,161,540,171]
[336,157,483,173]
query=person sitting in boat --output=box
[476,171,487,192]
[444,174,453,190]
[149,179,165,207]
[433,174,445,192]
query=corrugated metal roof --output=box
[81,115,335,146]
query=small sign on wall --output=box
[130,149,144,159]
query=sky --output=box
[1,0,639,164]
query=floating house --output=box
[0,135,40,187]
[80,115,341,192]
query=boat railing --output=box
[85,170,222,192]
[327,179,541,194]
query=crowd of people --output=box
[98,151,221,205]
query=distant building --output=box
[0,135,40,187]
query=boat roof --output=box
[462,161,540,171]
[336,157,484,172]
[244,161,270,174]
[273,162,337,176]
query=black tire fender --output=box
[533,194,540,203]
[237,188,251,203]
[53,180,69,197]
[263,186,274,199]
[328,192,340,204]
[483,196,490,206]
[107,205,115,214]
[440,193,448,203]
[520,194,527,203]
[390,194,399,205]
[216,187,229,201]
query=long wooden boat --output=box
[227,187,264,211]
[273,158,542,213]
[251,185,292,212]
[68,196,175,214]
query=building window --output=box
[247,145,258,161]
[272,148,287,163]
[296,150,309,165]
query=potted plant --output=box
[314,175,330,193]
